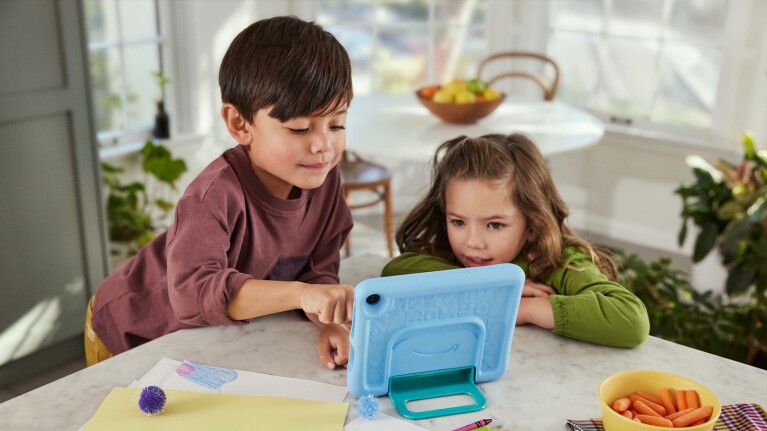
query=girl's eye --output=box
[288,128,309,135]
[488,222,505,230]
[330,125,346,132]
[449,219,464,227]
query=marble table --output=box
[2,253,766,430]
[346,94,605,161]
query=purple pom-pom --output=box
[358,394,378,420]
[139,385,166,415]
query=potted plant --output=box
[674,132,767,365]
[102,139,187,264]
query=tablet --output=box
[346,263,524,417]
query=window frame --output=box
[532,0,766,151]
[310,0,489,95]
[84,0,167,148]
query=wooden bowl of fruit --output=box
[416,79,505,124]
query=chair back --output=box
[476,51,560,101]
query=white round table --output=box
[346,94,604,160]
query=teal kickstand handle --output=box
[388,367,487,420]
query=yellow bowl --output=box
[598,370,721,431]
[415,89,505,124]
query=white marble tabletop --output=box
[2,253,766,430]
[346,94,605,161]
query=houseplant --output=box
[102,139,187,257]
[672,132,767,365]
[614,250,766,367]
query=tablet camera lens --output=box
[366,294,380,304]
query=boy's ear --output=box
[221,103,254,146]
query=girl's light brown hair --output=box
[395,133,617,281]
[219,16,353,122]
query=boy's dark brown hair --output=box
[395,133,618,281]
[219,16,353,122]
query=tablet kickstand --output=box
[388,366,487,420]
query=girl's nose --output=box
[465,226,485,249]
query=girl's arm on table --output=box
[546,252,650,348]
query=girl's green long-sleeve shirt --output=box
[381,248,649,348]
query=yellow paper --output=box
[85,387,349,431]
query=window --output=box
[545,0,736,137]
[84,0,164,146]
[316,0,488,95]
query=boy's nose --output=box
[310,132,333,154]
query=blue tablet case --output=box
[347,264,524,419]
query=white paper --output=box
[79,358,348,431]
[344,412,431,431]
[134,357,348,403]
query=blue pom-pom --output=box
[139,385,166,415]
[357,394,378,420]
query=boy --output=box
[86,16,355,371]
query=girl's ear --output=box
[525,226,535,243]
[221,103,254,146]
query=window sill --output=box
[98,133,207,159]
[602,123,741,159]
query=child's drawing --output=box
[176,360,238,391]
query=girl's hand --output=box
[299,283,354,324]
[522,279,556,297]
[516,297,555,329]
[317,323,350,370]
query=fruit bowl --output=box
[598,370,721,431]
[415,81,505,124]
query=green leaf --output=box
[691,167,716,188]
[678,221,688,247]
[142,140,187,187]
[716,200,743,221]
[155,199,175,212]
[725,261,757,295]
[693,222,719,262]
[720,218,751,263]
[747,196,767,222]
[743,132,756,161]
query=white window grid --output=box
[85,0,165,147]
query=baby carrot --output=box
[636,391,664,405]
[664,407,695,421]
[630,394,667,416]
[633,400,663,418]
[613,397,631,413]
[691,419,706,425]
[659,387,677,415]
[676,389,688,410]
[686,389,700,409]
[621,410,633,419]
[635,414,673,427]
[671,406,713,428]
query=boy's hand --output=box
[299,283,354,324]
[317,323,350,369]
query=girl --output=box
[382,133,649,348]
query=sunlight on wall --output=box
[0,297,62,366]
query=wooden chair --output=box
[338,150,394,258]
[476,51,560,101]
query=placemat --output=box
[565,403,767,431]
